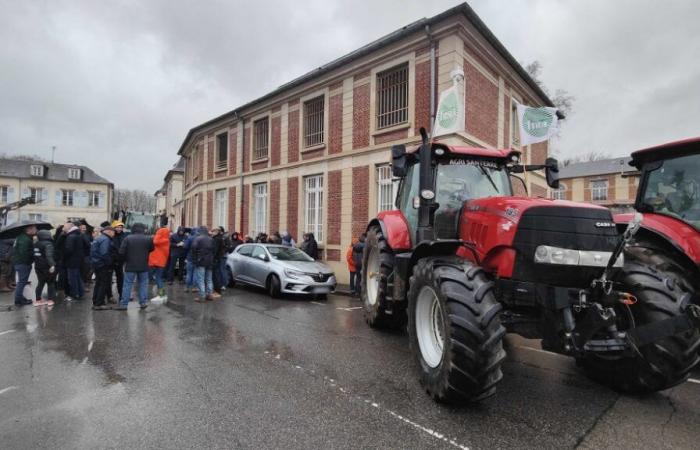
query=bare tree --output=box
[114,188,156,213]
[524,61,575,117]
[561,151,610,166]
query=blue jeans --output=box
[219,258,229,287]
[149,267,165,290]
[14,264,32,304]
[121,271,149,306]
[194,266,213,297]
[67,267,84,299]
[185,260,195,288]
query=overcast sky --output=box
[1,0,698,191]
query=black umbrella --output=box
[0,220,53,239]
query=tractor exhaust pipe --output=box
[417,127,436,243]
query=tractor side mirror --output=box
[391,144,407,177]
[545,157,560,190]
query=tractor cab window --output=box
[397,163,420,245]
[434,160,511,239]
[640,153,700,230]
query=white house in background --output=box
[160,157,185,230]
[0,157,113,227]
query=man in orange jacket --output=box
[148,227,171,302]
[346,240,357,296]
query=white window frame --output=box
[252,117,270,161]
[62,189,74,207]
[68,168,81,180]
[304,174,324,243]
[28,213,42,221]
[253,183,268,236]
[216,132,228,170]
[214,188,227,228]
[369,54,415,137]
[303,95,325,148]
[591,180,608,201]
[0,186,7,203]
[376,165,398,212]
[29,187,43,204]
[88,190,100,207]
[551,186,566,200]
[30,165,44,177]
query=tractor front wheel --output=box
[407,257,506,403]
[361,225,404,329]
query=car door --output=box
[233,245,254,284]
[249,245,271,286]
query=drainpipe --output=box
[425,24,437,137]
[239,116,245,234]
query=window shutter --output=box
[79,191,88,208]
[98,192,105,208]
[55,190,62,206]
[41,189,48,204]
[22,187,29,199]
[7,187,15,202]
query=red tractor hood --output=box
[615,213,700,264]
[465,196,609,223]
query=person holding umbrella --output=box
[0,220,51,306]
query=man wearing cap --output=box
[64,221,89,301]
[12,224,37,306]
[90,226,115,310]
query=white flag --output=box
[516,104,558,146]
[432,84,464,137]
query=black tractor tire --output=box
[361,225,405,329]
[577,261,700,393]
[267,274,281,299]
[407,257,506,403]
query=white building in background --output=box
[156,157,185,230]
[0,157,113,227]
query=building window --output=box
[216,132,228,170]
[0,186,8,203]
[62,189,74,206]
[30,165,44,177]
[253,183,268,236]
[88,191,100,207]
[214,188,227,228]
[29,187,44,204]
[304,175,324,243]
[68,168,81,180]
[376,165,398,212]
[551,186,566,200]
[67,217,84,223]
[511,101,520,148]
[591,180,608,201]
[376,63,409,130]
[28,213,42,221]
[253,118,269,160]
[303,96,325,147]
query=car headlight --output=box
[534,245,623,267]
[284,269,306,279]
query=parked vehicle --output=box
[360,128,700,403]
[226,243,336,298]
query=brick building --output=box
[553,157,640,213]
[176,3,556,282]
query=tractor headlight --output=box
[534,245,623,267]
[420,189,435,200]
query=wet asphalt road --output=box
[1,283,699,450]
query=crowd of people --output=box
[0,220,343,309]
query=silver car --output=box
[226,244,336,298]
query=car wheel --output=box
[268,274,281,299]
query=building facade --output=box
[176,4,555,281]
[0,158,113,227]
[553,157,640,213]
[160,157,185,231]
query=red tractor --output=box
[361,129,700,403]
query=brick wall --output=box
[329,91,343,154]
[270,179,280,233]
[241,184,249,235]
[271,116,281,167]
[584,175,617,202]
[629,176,639,201]
[352,166,369,239]
[287,177,298,239]
[207,141,215,179]
[198,145,204,180]
[326,249,340,262]
[464,61,498,147]
[375,128,408,145]
[288,106,299,163]
[228,186,236,232]
[414,58,432,135]
[531,142,548,165]
[503,94,511,147]
[352,82,370,149]
[228,129,237,175]
[243,128,250,173]
[327,170,342,245]
[196,194,203,225]
[531,184,547,198]
[206,190,213,228]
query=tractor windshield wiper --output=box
[479,165,499,193]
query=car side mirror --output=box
[545,157,560,190]
[257,253,269,262]
[391,144,407,177]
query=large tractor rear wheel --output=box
[361,225,405,329]
[407,257,506,403]
[577,259,700,393]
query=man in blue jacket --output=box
[167,226,187,284]
[183,228,197,292]
[90,226,115,310]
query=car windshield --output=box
[640,153,700,230]
[435,160,512,206]
[267,246,314,262]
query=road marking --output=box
[0,386,17,395]
[336,306,363,311]
[0,330,15,336]
[310,301,326,306]
[688,378,700,385]
[264,352,471,450]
